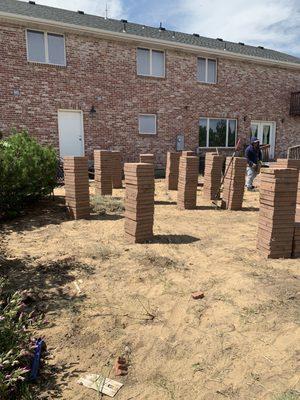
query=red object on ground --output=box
[191,291,205,300]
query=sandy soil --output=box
[0,180,299,400]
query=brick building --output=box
[0,0,300,168]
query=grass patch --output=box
[131,250,185,270]
[91,195,124,215]
[274,390,300,400]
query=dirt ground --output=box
[1,179,299,400]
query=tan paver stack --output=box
[177,156,199,209]
[275,159,300,222]
[94,150,113,195]
[182,151,194,156]
[124,163,155,243]
[140,154,154,164]
[165,151,181,190]
[111,151,123,189]
[203,153,225,200]
[257,168,298,259]
[292,222,300,258]
[221,157,247,210]
[64,156,90,219]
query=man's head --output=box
[250,136,260,148]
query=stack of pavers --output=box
[221,157,247,210]
[165,151,180,190]
[177,155,199,209]
[203,153,225,200]
[182,151,194,156]
[275,159,300,222]
[257,168,298,258]
[111,151,123,189]
[140,154,154,164]
[124,163,155,243]
[94,150,113,195]
[64,156,90,219]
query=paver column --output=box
[64,156,90,219]
[275,159,300,222]
[165,152,180,190]
[124,163,155,243]
[221,157,247,210]
[257,168,298,258]
[177,156,199,209]
[111,151,123,189]
[139,154,154,164]
[94,150,113,195]
[203,153,225,200]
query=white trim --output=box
[26,28,66,66]
[138,113,157,135]
[137,47,165,78]
[197,57,217,84]
[1,11,299,70]
[57,109,85,157]
[199,117,237,148]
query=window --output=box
[137,48,165,77]
[139,114,157,134]
[197,58,217,83]
[199,118,237,147]
[27,30,66,66]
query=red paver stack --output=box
[140,154,154,164]
[292,222,300,258]
[275,159,300,222]
[64,156,90,219]
[124,163,155,243]
[177,156,199,209]
[111,151,123,189]
[165,151,180,190]
[94,150,113,195]
[182,151,194,156]
[203,153,225,200]
[257,168,298,259]
[221,157,247,210]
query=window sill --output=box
[198,146,236,149]
[139,133,157,135]
[197,81,217,85]
[137,74,166,80]
[27,61,67,68]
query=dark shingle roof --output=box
[1,0,300,66]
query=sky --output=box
[19,0,300,57]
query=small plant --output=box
[274,390,300,400]
[0,130,57,218]
[0,279,42,399]
[91,195,124,215]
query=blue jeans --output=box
[246,166,257,188]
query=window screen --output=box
[139,115,156,134]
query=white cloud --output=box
[175,0,300,55]
[19,0,125,19]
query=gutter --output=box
[1,10,300,70]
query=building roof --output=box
[1,0,300,67]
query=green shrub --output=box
[0,131,57,217]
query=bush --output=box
[0,131,58,217]
[0,279,40,399]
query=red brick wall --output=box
[0,20,300,167]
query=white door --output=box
[58,110,84,158]
[250,121,276,159]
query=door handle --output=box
[79,137,82,141]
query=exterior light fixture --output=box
[90,105,96,118]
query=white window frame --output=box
[199,117,237,148]
[26,29,66,66]
[137,48,165,78]
[197,57,217,84]
[138,114,157,135]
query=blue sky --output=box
[19,0,300,57]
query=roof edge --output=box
[1,10,300,70]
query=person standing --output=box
[245,137,262,190]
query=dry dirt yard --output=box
[1,179,299,400]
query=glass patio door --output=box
[250,121,275,159]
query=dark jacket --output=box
[245,142,262,167]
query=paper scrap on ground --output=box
[77,374,123,397]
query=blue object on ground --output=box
[30,338,45,381]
